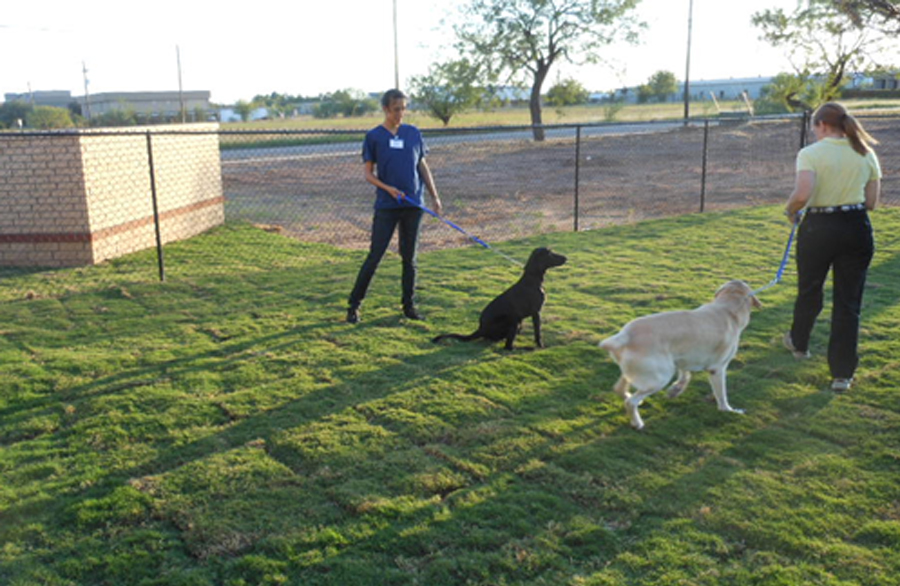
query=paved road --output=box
[220,120,689,165]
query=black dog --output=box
[432,247,567,350]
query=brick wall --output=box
[0,124,224,267]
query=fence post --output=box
[574,125,581,232]
[799,110,810,149]
[700,119,709,213]
[146,131,166,282]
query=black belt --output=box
[806,203,866,214]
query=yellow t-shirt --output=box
[796,137,882,207]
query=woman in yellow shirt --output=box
[783,102,882,392]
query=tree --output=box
[0,100,33,129]
[253,92,315,118]
[91,108,138,127]
[545,78,589,107]
[752,0,894,104]
[233,100,255,122]
[831,0,900,34]
[636,70,678,103]
[649,70,677,101]
[312,90,377,119]
[754,72,823,114]
[455,0,643,141]
[410,59,481,126]
[26,106,75,129]
[253,92,290,118]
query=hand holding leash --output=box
[751,213,801,295]
[784,208,803,225]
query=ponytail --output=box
[813,102,878,156]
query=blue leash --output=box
[400,196,523,267]
[751,214,801,295]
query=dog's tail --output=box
[600,332,633,400]
[598,331,628,363]
[432,332,482,344]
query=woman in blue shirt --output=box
[347,89,443,323]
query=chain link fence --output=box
[220,114,898,253]
[1,114,897,275]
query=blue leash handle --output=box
[399,195,523,267]
[412,200,490,249]
[752,213,801,295]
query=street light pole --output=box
[393,0,400,89]
[683,0,694,124]
[177,45,186,123]
[82,61,92,121]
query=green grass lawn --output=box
[222,99,900,132]
[2,205,900,585]
[221,102,727,132]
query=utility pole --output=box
[393,0,400,89]
[82,61,92,121]
[177,45,186,123]
[683,0,694,124]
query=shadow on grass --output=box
[3,214,900,583]
[250,358,842,583]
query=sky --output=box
[1,0,803,105]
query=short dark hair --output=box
[381,89,407,108]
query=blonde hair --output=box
[813,102,878,156]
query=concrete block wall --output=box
[0,124,224,267]
[0,134,93,266]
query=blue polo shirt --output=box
[362,124,428,210]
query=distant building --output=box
[600,77,774,104]
[861,72,900,90]
[79,90,212,119]
[3,90,75,109]
[679,77,772,102]
[218,106,269,122]
[488,86,531,105]
[601,72,900,105]
[873,76,900,90]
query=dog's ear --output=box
[715,280,757,307]
[713,282,732,299]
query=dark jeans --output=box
[790,210,874,379]
[348,207,424,310]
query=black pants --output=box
[348,207,424,310]
[790,210,874,379]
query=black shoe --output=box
[346,307,360,324]
[403,306,424,320]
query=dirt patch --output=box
[222,116,899,251]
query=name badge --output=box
[390,137,404,149]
